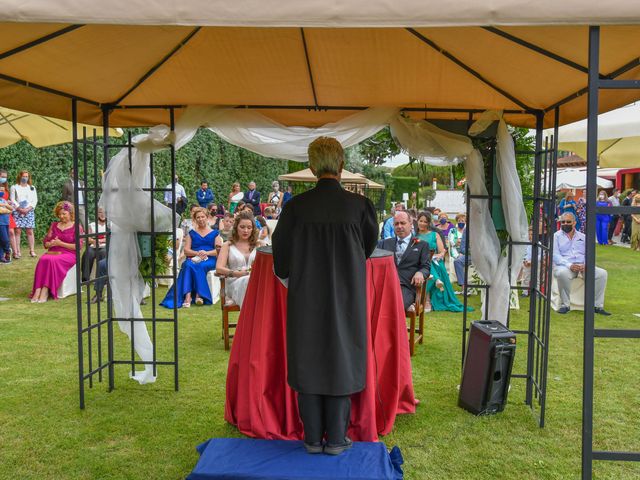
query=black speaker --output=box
[459,320,516,415]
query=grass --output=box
[0,245,638,479]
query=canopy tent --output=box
[555,168,613,190]
[353,173,385,190]
[1,4,640,128]
[0,106,121,148]
[278,168,383,188]
[555,102,640,168]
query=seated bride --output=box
[216,210,259,307]
[161,207,222,308]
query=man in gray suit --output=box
[378,211,430,311]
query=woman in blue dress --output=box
[415,212,469,312]
[161,207,221,308]
[595,190,611,246]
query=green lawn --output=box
[0,246,638,479]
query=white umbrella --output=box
[556,169,613,190]
[553,102,640,168]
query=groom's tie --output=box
[396,237,407,264]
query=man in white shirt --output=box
[164,175,188,215]
[553,212,610,315]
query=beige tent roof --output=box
[279,168,369,184]
[1,4,640,129]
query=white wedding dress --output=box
[225,244,257,307]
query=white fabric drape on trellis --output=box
[101,106,527,381]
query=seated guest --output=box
[381,203,404,239]
[180,204,199,234]
[216,210,259,307]
[81,207,107,282]
[161,207,221,308]
[218,212,234,242]
[553,212,610,315]
[436,212,455,237]
[263,206,277,219]
[207,203,222,230]
[256,215,271,246]
[31,201,83,303]
[416,212,467,312]
[448,213,465,259]
[378,211,430,311]
[453,226,468,288]
[92,257,108,304]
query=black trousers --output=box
[400,284,415,310]
[608,215,619,241]
[297,393,351,445]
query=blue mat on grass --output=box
[187,438,403,480]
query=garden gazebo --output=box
[1,3,640,477]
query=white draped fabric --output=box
[101,107,527,368]
[100,135,177,384]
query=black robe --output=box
[272,178,379,396]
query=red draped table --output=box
[224,247,417,441]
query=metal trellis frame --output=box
[74,101,179,408]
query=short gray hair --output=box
[308,137,344,177]
[561,212,576,221]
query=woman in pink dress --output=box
[31,201,83,303]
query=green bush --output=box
[391,175,419,202]
[0,129,289,242]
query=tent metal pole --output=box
[581,24,600,480]
[405,28,535,111]
[112,27,201,105]
[482,27,592,75]
[0,72,100,106]
[0,25,84,61]
[300,28,319,108]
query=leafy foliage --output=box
[358,126,400,166]
[0,129,289,241]
[138,234,171,279]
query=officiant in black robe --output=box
[272,137,378,455]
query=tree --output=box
[358,126,401,166]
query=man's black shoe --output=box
[303,442,324,454]
[557,306,570,314]
[324,437,353,455]
[595,307,612,316]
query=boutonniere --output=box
[411,237,420,245]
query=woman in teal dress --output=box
[416,211,469,312]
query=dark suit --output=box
[243,189,261,216]
[379,235,430,310]
[272,178,378,446]
[62,177,86,227]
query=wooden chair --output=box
[406,281,428,356]
[217,274,240,350]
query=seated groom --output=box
[553,212,610,315]
[379,211,430,311]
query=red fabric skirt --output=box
[225,249,417,441]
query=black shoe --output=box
[303,442,324,454]
[557,306,570,314]
[595,307,611,316]
[324,437,353,455]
